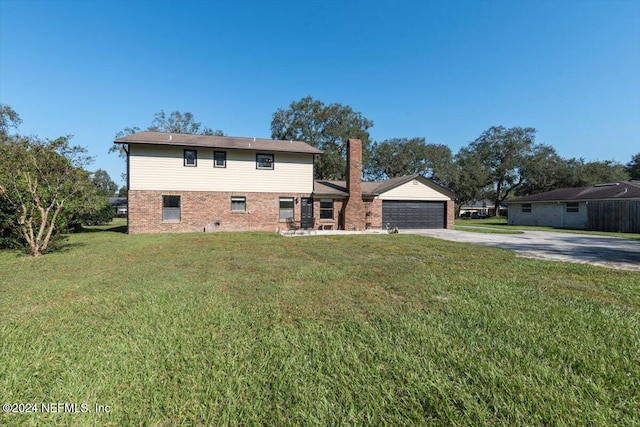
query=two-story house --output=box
[115,132,455,233]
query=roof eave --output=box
[115,139,323,155]
[508,197,640,203]
[312,192,348,198]
[375,174,457,200]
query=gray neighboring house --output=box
[508,181,640,233]
[108,197,128,217]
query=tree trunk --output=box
[19,192,63,256]
[40,203,63,254]
[492,198,502,216]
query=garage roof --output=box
[313,174,456,199]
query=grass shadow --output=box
[5,240,87,258]
[49,241,87,253]
[76,223,128,234]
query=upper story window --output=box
[184,149,197,167]
[566,202,579,213]
[256,153,274,170]
[214,151,226,168]
[522,204,532,213]
[320,199,334,220]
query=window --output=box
[522,203,532,213]
[320,199,334,220]
[566,202,579,213]
[214,151,226,168]
[279,197,294,220]
[184,149,197,167]
[256,153,274,170]
[231,196,246,212]
[162,195,181,221]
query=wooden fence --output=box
[587,200,640,233]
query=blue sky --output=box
[1,0,638,186]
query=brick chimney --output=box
[343,139,366,230]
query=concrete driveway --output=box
[410,229,640,271]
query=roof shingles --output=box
[510,182,640,202]
[313,174,457,199]
[114,131,323,155]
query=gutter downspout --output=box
[124,143,130,234]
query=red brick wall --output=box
[313,198,345,230]
[364,198,383,229]
[128,192,454,233]
[446,200,455,229]
[128,190,312,234]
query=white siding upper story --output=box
[508,202,588,229]
[129,144,314,193]
[378,179,451,201]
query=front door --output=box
[300,198,314,229]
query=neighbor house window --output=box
[214,151,226,168]
[162,195,181,221]
[566,202,579,213]
[279,197,294,220]
[184,149,197,167]
[320,199,334,220]
[231,196,246,212]
[256,153,274,170]
[522,204,532,213]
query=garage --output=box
[382,200,446,229]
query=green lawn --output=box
[456,217,640,240]
[454,224,524,234]
[1,223,639,426]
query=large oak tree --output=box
[367,137,454,184]
[91,169,118,197]
[626,153,640,180]
[271,96,373,180]
[458,126,537,215]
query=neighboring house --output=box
[459,200,507,217]
[114,132,456,234]
[508,181,640,233]
[108,197,128,217]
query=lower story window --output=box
[231,196,246,212]
[566,202,579,213]
[162,195,181,221]
[320,199,334,219]
[279,197,294,220]
[522,203,532,213]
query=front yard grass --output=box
[1,224,639,425]
[457,217,640,240]
[454,224,523,234]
